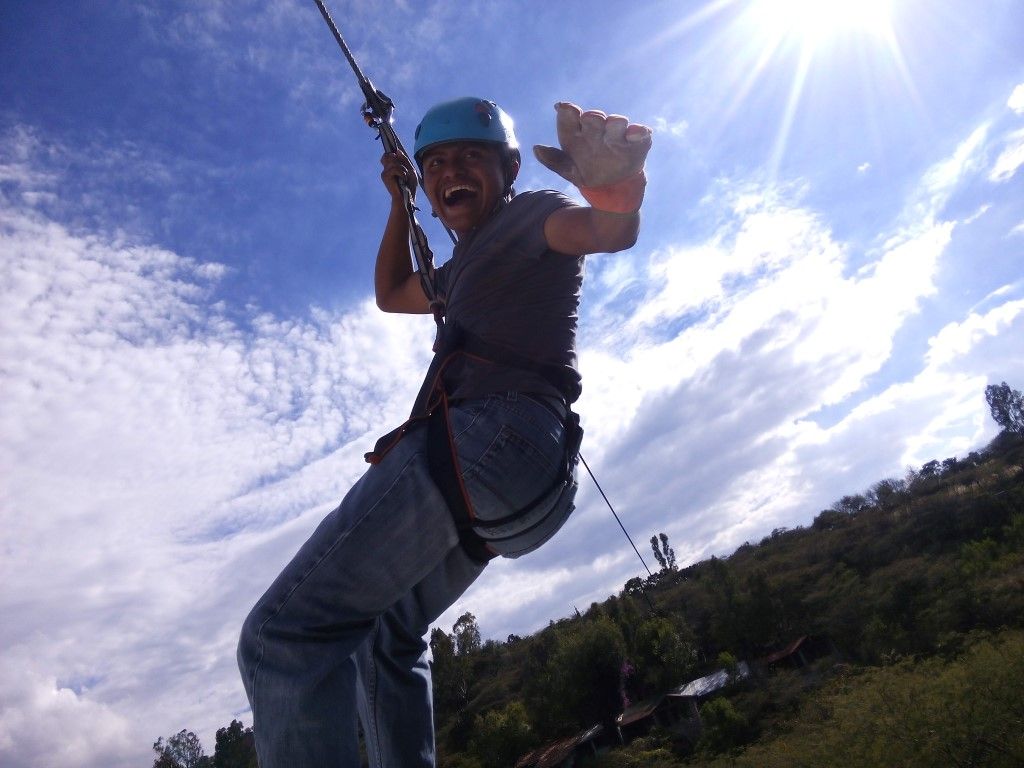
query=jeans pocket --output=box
[455,396,562,506]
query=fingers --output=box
[625,123,653,144]
[547,102,652,187]
[532,144,578,183]
[381,151,415,177]
[554,101,584,140]
[603,115,628,144]
[579,110,608,144]
[380,151,416,196]
[554,102,650,150]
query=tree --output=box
[695,696,751,755]
[152,730,211,768]
[213,720,256,768]
[467,700,536,768]
[453,611,482,656]
[832,493,869,515]
[650,532,676,571]
[554,616,628,730]
[623,576,645,596]
[631,615,697,696]
[430,627,468,715]
[985,381,1024,434]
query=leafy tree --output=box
[812,508,849,531]
[430,627,468,715]
[630,615,697,696]
[650,533,677,571]
[554,616,628,730]
[832,493,869,514]
[152,730,211,768]
[866,477,906,509]
[467,700,535,768]
[521,630,568,738]
[213,720,256,768]
[986,381,1024,434]
[453,612,482,656]
[695,697,751,755]
[622,576,645,596]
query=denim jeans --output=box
[237,393,576,767]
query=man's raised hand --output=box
[533,102,652,189]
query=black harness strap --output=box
[425,389,497,563]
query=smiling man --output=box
[238,98,651,768]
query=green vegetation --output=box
[428,395,1024,767]
[154,384,1024,767]
[698,631,1024,767]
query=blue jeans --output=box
[237,393,576,767]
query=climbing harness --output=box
[364,324,583,563]
[311,1,651,579]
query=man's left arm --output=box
[535,102,652,256]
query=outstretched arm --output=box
[374,151,431,314]
[534,102,653,256]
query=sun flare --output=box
[752,0,896,48]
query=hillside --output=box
[431,430,1024,767]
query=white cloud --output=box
[0,654,132,768]
[988,128,1024,182]
[912,124,988,224]
[1008,82,1024,114]
[652,116,689,137]
[926,298,1024,369]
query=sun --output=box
[649,0,915,176]
[721,0,911,174]
[750,0,896,49]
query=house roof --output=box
[615,696,664,727]
[759,635,808,665]
[667,661,750,699]
[514,724,604,768]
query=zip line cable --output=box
[580,454,661,615]
[580,453,654,579]
[312,0,457,245]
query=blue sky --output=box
[1,0,1023,765]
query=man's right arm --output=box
[375,152,430,314]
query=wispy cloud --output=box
[652,116,690,137]
[0,148,433,766]
[1008,82,1024,114]
[988,128,1024,183]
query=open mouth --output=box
[443,185,477,206]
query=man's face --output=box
[420,142,511,236]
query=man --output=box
[238,98,651,767]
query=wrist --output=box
[578,170,646,214]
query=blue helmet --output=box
[413,97,519,163]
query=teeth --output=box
[444,184,474,202]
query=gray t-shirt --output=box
[432,190,583,404]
